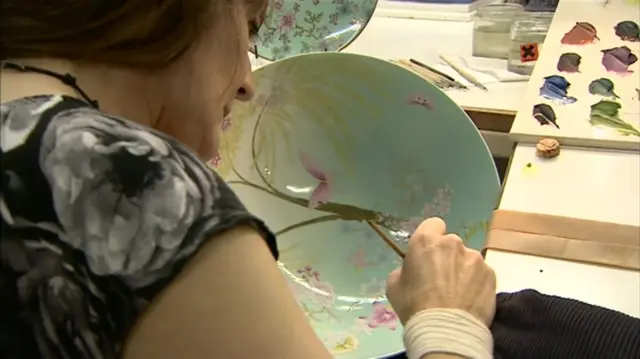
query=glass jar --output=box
[507,12,555,75]
[472,4,524,60]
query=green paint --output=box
[589,100,640,137]
[588,78,619,98]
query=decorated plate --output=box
[252,0,378,60]
[215,53,501,358]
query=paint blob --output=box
[614,21,640,42]
[556,53,582,72]
[589,100,640,137]
[561,22,599,45]
[588,78,620,98]
[539,75,578,104]
[601,46,638,74]
[532,104,559,128]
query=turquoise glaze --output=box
[215,53,501,358]
[253,0,378,60]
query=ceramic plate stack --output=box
[253,0,378,60]
[215,52,501,358]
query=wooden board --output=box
[509,0,640,151]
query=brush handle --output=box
[439,55,488,91]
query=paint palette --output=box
[215,53,501,358]
[251,0,378,61]
[510,0,640,150]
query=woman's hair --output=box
[0,0,221,69]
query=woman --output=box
[0,1,497,358]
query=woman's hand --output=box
[386,217,497,326]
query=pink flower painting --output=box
[299,152,332,209]
[408,95,433,110]
[279,13,296,31]
[296,265,336,309]
[358,302,398,331]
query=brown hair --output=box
[0,0,233,69]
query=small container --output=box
[507,12,555,75]
[472,4,525,59]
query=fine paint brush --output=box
[398,59,466,90]
[394,60,467,90]
[439,55,489,92]
[409,58,459,85]
[366,220,406,258]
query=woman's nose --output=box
[236,73,255,102]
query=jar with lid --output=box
[472,4,524,60]
[507,11,555,75]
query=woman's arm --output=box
[123,226,332,359]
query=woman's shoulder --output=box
[3,94,277,282]
[1,95,277,358]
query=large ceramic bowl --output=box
[253,0,378,60]
[215,53,501,358]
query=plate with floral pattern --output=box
[252,0,378,60]
[214,52,501,358]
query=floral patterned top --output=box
[0,95,278,359]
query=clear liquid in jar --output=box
[473,29,512,59]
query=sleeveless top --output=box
[0,95,278,359]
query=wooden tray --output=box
[484,210,640,270]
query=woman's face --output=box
[153,1,266,161]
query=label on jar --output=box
[519,42,539,62]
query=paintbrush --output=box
[409,58,459,85]
[439,55,489,92]
[366,220,405,258]
[399,59,467,90]
[391,60,447,89]
[393,59,467,90]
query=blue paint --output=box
[539,75,577,104]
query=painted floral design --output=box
[221,76,496,356]
[296,265,336,311]
[396,184,453,240]
[357,302,399,331]
[299,152,332,209]
[324,333,359,354]
[254,0,378,60]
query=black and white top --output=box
[0,95,278,359]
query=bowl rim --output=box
[232,51,501,358]
[251,0,380,61]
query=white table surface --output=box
[485,144,640,318]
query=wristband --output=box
[403,308,493,359]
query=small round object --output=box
[536,138,560,158]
